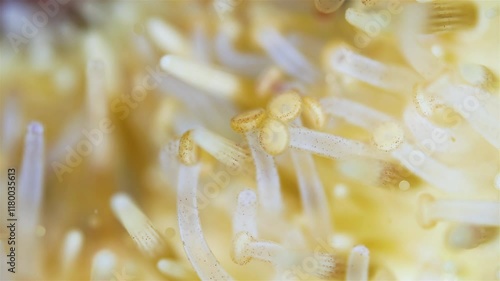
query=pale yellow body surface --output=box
[0,0,499,280]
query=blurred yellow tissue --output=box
[0,0,499,280]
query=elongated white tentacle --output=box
[177,164,234,280]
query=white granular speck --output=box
[399,180,410,191]
[330,233,354,250]
[333,184,349,198]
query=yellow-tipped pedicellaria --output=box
[315,0,346,13]
[231,232,256,266]
[230,108,285,215]
[258,117,290,156]
[230,108,267,133]
[266,90,302,123]
[178,130,199,166]
[301,97,325,129]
